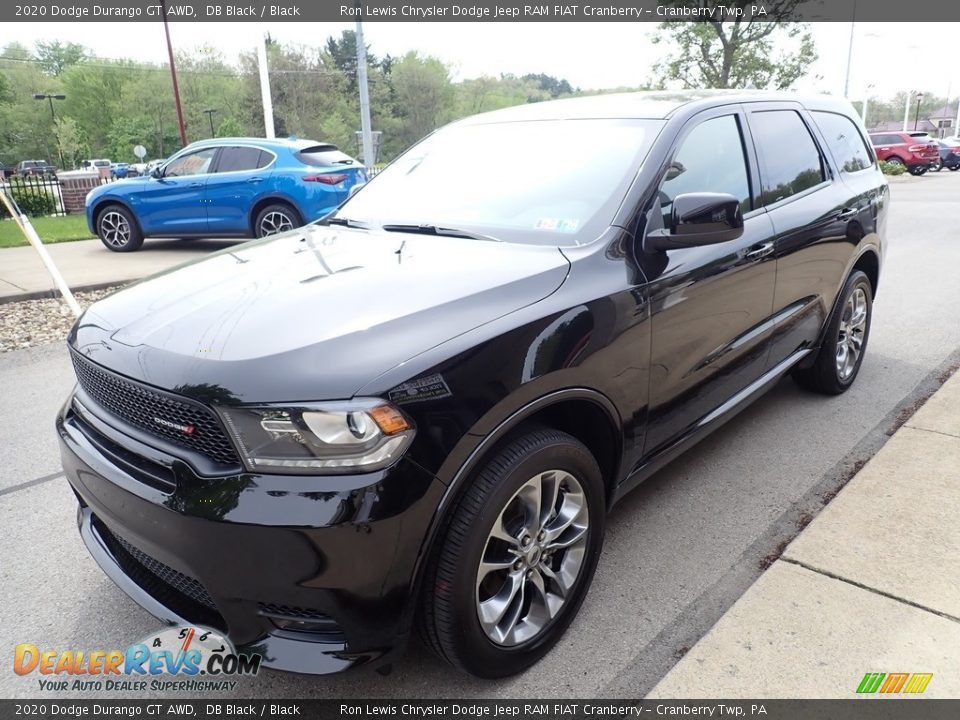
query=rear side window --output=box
[872,134,903,145]
[295,145,357,167]
[659,114,752,225]
[812,112,874,174]
[216,146,271,173]
[750,110,825,206]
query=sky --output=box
[8,21,959,105]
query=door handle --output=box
[836,207,858,221]
[246,177,264,183]
[744,241,774,260]
[188,182,203,188]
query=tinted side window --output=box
[164,148,217,177]
[216,146,268,173]
[750,110,825,206]
[812,111,874,173]
[660,114,751,226]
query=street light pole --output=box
[914,93,924,131]
[355,18,374,170]
[903,92,913,132]
[33,92,66,169]
[203,108,217,137]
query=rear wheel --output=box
[419,428,605,678]
[793,270,872,395]
[931,159,943,172]
[254,203,301,238]
[908,165,928,176]
[96,205,143,252]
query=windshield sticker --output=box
[535,218,579,232]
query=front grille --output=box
[93,515,225,631]
[71,351,240,467]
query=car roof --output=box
[183,137,335,152]
[451,89,859,126]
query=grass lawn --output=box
[0,215,94,249]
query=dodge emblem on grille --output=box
[153,416,195,435]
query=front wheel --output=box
[97,205,143,252]
[419,428,605,678]
[793,270,873,395]
[931,159,943,172]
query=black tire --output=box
[418,428,605,678]
[793,270,873,395]
[253,203,302,238]
[885,156,905,167]
[908,165,928,176]
[96,204,144,252]
[949,165,960,172]
[931,159,943,172]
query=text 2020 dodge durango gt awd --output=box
[59,92,886,678]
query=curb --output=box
[0,280,131,306]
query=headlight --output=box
[218,399,414,475]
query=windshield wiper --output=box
[381,223,501,242]
[326,216,368,228]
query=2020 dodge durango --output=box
[58,91,886,678]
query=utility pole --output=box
[160,0,188,147]
[903,92,912,132]
[257,35,275,138]
[34,92,66,169]
[843,0,857,98]
[355,19,374,170]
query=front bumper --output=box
[57,394,444,675]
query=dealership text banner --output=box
[5,0,960,23]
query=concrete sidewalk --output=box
[649,370,960,698]
[0,237,243,302]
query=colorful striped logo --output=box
[857,672,933,694]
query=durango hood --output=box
[70,224,570,403]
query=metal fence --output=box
[0,173,121,217]
[3,167,381,219]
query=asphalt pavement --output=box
[2,172,960,698]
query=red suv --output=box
[869,131,939,175]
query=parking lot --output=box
[2,172,960,699]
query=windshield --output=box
[335,118,662,245]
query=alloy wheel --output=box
[836,287,868,381]
[259,211,294,236]
[475,469,589,647]
[100,211,131,249]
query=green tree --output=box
[215,117,243,137]
[651,1,816,89]
[55,116,85,168]
[34,40,87,76]
[389,52,454,149]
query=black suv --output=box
[58,91,886,679]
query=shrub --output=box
[0,189,57,218]
[879,160,906,176]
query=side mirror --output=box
[646,192,744,252]
[150,167,163,179]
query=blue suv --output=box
[85,137,366,252]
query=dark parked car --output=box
[84,137,366,252]
[17,159,56,177]
[59,91,885,679]
[0,159,15,179]
[869,131,939,175]
[931,139,960,172]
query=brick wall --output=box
[59,171,100,215]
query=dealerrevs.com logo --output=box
[14,626,261,693]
